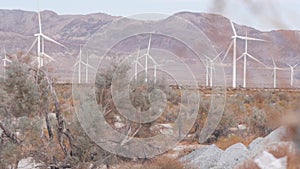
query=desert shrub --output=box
[249,107,268,134]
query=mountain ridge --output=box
[0,9,299,87]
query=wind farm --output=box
[0,10,298,88]
[1,6,300,169]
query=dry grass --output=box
[215,134,256,150]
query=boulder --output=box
[181,144,223,169]
[217,143,250,169]
[254,151,287,169]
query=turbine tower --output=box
[133,49,144,81]
[287,62,300,86]
[237,31,265,88]
[223,21,264,88]
[26,11,66,68]
[204,58,209,87]
[266,58,285,88]
[73,45,94,84]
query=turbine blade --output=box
[276,67,288,70]
[272,57,276,67]
[286,63,292,68]
[237,54,244,61]
[137,61,144,68]
[42,53,56,62]
[247,54,265,66]
[230,21,237,36]
[245,30,248,53]
[293,62,300,68]
[41,34,66,48]
[213,52,223,61]
[73,61,79,68]
[38,12,42,34]
[238,36,265,41]
[147,34,152,55]
[81,62,95,69]
[25,38,38,56]
[222,40,233,62]
[148,54,158,65]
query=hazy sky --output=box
[1,0,300,31]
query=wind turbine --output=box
[133,49,144,81]
[73,45,94,84]
[287,62,300,86]
[26,11,66,68]
[2,48,12,78]
[204,53,222,87]
[222,21,264,88]
[237,31,266,88]
[2,48,12,67]
[138,34,159,83]
[266,58,285,88]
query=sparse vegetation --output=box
[0,58,299,168]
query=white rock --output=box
[18,157,42,169]
[254,151,287,169]
[114,122,126,129]
[218,143,250,169]
[160,128,174,135]
[229,127,238,131]
[114,115,122,122]
[237,124,247,130]
[159,123,173,128]
[181,144,223,169]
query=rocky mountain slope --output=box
[0,9,299,87]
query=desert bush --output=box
[248,106,268,135]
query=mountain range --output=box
[0,9,300,87]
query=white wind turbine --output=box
[237,31,266,88]
[26,11,66,68]
[204,53,222,87]
[266,58,285,88]
[286,62,300,86]
[2,48,12,78]
[138,34,160,83]
[133,49,144,81]
[223,21,264,88]
[73,45,94,84]
[2,48,12,67]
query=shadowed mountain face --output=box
[0,9,299,87]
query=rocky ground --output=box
[16,126,297,169]
[181,126,293,169]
